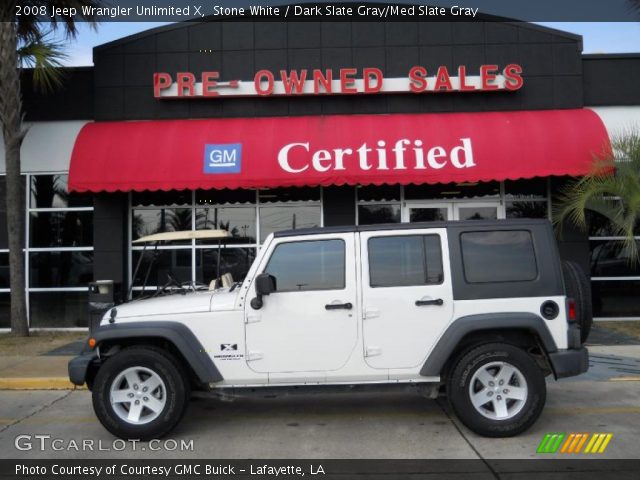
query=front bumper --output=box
[68,351,99,386]
[549,347,589,379]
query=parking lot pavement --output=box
[0,376,639,460]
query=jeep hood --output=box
[109,289,239,319]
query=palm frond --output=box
[16,0,101,43]
[554,129,640,264]
[18,35,68,92]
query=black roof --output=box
[273,219,552,238]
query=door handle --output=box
[415,298,444,306]
[325,302,353,310]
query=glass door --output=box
[405,201,503,222]
[406,203,452,222]
[454,202,500,221]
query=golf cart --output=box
[129,229,232,299]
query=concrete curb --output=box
[0,377,86,390]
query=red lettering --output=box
[153,73,172,98]
[254,70,275,96]
[408,66,428,93]
[363,67,383,93]
[457,66,476,91]
[313,69,333,94]
[434,66,452,91]
[480,64,499,91]
[280,70,308,94]
[340,68,358,94]
[176,72,195,97]
[503,63,524,91]
[201,71,220,97]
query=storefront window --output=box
[129,187,319,294]
[0,292,10,328]
[359,204,401,224]
[592,281,640,318]
[24,173,94,328]
[195,207,256,244]
[29,211,93,247]
[196,189,256,205]
[506,201,548,219]
[29,292,88,328]
[0,252,8,289]
[588,208,640,318]
[132,208,193,242]
[504,178,547,200]
[131,249,193,287]
[30,174,91,208]
[358,185,401,202]
[132,190,191,207]
[195,248,256,284]
[29,251,94,288]
[405,181,500,200]
[259,205,321,242]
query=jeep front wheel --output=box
[447,343,546,437]
[92,347,189,440]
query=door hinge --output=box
[365,346,382,357]
[363,308,380,320]
[245,314,261,324]
[246,350,263,361]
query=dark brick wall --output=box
[93,21,585,121]
[583,54,640,106]
[22,68,94,121]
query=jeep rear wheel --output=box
[92,347,189,440]
[447,343,546,437]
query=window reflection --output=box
[196,207,256,244]
[265,240,345,292]
[29,251,94,288]
[29,211,93,247]
[590,240,640,277]
[259,205,320,242]
[30,175,91,208]
[358,205,401,224]
[131,249,192,287]
[196,248,256,283]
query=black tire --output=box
[447,343,546,437]
[562,260,593,343]
[92,346,189,440]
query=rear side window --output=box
[461,230,537,283]
[369,235,443,287]
[265,239,345,292]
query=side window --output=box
[461,230,537,283]
[368,235,443,287]
[264,239,345,292]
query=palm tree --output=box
[0,1,100,335]
[554,130,640,264]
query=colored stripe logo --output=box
[537,433,613,454]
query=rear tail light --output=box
[567,298,577,323]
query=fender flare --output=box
[419,312,558,377]
[93,321,223,384]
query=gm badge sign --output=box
[203,144,242,174]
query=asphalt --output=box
[0,327,639,390]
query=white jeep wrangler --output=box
[69,219,590,439]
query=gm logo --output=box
[204,143,241,174]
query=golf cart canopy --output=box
[133,229,231,244]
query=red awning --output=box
[68,109,611,193]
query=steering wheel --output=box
[153,272,184,297]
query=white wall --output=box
[589,106,640,139]
[0,120,90,174]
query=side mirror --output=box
[250,273,276,309]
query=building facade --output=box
[1,19,640,328]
